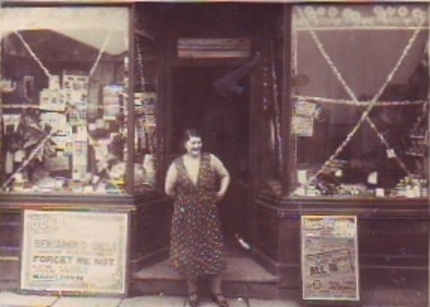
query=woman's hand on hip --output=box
[215,191,225,202]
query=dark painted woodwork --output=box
[0,209,21,290]
[0,191,172,292]
[253,191,429,305]
[1,3,428,305]
[280,5,293,194]
[129,193,172,272]
[126,4,136,194]
[0,213,21,256]
[132,278,282,300]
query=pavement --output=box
[0,291,300,307]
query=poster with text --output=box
[21,210,128,295]
[301,215,359,301]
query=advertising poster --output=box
[21,210,128,295]
[291,116,314,137]
[301,215,359,301]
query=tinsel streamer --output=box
[136,38,146,90]
[8,29,123,192]
[297,7,424,182]
[136,37,158,156]
[295,26,428,32]
[270,37,283,176]
[0,104,41,109]
[0,104,129,110]
[294,95,429,107]
[293,5,428,32]
[2,130,55,189]
[291,15,299,187]
[89,30,113,78]
[14,31,52,78]
[14,29,112,80]
[427,10,430,189]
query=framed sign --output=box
[301,215,359,301]
[178,38,251,58]
[21,210,128,295]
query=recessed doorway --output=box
[170,65,251,257]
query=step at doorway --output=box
[132,257,280,299]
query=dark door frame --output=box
[162,59,256,246]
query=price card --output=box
[387,149,396,158]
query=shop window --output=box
[0,6,134,194]
[290,4,429,198]
[133,19,158,193]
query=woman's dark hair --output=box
[181,129,201,146]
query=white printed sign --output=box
[301,215,359,301]
[21,210,128,295]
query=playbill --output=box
[301,215,359,301]
[21,210,129,295]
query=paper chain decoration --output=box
[2,29,126,192]
[294,6,428,184]
[293,96,428,107]
[294,5,428,31]
[136,37,146,90]
[270,38,283,176]
[135,36,158,155]
[2,130,56,189]
[14,29,112,79]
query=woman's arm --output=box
[211,154,230,200]
[164,163,178,198]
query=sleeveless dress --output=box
[169,153,226,279]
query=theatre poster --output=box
[301,215,359,301]
[20,210,128,295]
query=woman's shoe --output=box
[187,292,199,307]
[210,293,229,307]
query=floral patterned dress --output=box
[168,153,226,279]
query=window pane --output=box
[290,4,429,198]
[133,31,158,193]
[0,7,130,194]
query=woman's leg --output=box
[187,277,198,294]
[210,274,229,307]
[210,274,222,294]
[187,277,199,307]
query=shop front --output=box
[0,1,429,306]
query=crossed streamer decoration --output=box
[2,130,56,190]
[296,7,426,183]
[14,31,52,78]
[14,29,112,79]
[293,95,428,107]
[269,37,283,176]
[3,29,125,191]
[136,38,147,91]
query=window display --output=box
[0,6,134,194]
[133,21,159,193]
[290,4,429,198]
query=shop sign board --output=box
[301,215,359,301]
[178,38,251,58]
[21,210,128,295]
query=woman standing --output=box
[165,129,230,307]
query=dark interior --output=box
[171,66,251,255]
